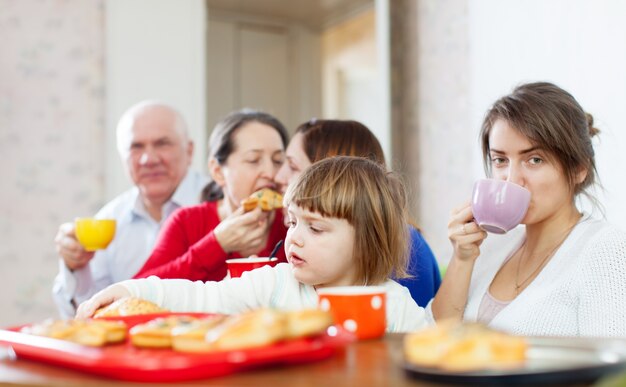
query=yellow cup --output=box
[74,218,116,251]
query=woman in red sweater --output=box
[133,109,289,281]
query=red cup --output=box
[226,257,280,278]
[317,286,386,340]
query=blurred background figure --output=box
[275,119,441,306]
[52,101,208,318]
[133,109,289,282]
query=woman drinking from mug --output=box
[133,109,288,282]
[430,82,626,337]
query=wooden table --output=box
[0,333,611,387]
[0,334,441,387]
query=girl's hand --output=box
[214,207,271,254]
[448,201,488,263]
[75,284,131,319]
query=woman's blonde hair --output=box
[284,156,409,285]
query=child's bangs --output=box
[284,160,357,222]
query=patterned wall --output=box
[0,0,105,326]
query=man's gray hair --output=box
[115,100,189,156]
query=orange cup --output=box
[225,257,280,278]
[317,286,386,340]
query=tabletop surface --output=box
[0,333,615,387]
[0,333,422,387]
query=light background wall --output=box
[105,0,207,198]
[0,0,208,326]
[2,0,626,326]
[1,0,105,324]
[322,9,389,159]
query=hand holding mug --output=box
[55,222,96,270]
[448,202,487,263]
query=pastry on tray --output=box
[129,315,199,348]
[171,308,333,353]
[404,321,527,372]
[206,308,288,351]
[19,308,334,351]
[21,318,127,347]
[241,188,283,212]
[171,316,228,353]
[285,309,334,339]
[93,297,167,318]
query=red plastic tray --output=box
[0,313,354,382]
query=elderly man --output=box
[52,101,208,317]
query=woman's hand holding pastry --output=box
[75,284,131,319]
[55,222,95,270]
[214,207,269,253]
[448,202,487,263]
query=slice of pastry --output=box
[171,316,228,353]
[89,319,127,344]
[285,309,333,339]
[242,188,283,212]
[130,316,198,348]
[206,309,288,351]
[94,297,167,318]
[21,318,127,347]
[404,321,527,371]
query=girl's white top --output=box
[426,215,626,337]
[121,263,428,333]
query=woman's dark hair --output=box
[480,82,600,199]
[201,109,289,201]
[296,119,386,165]
[294,118,421,233]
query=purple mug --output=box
[471,179,531,234]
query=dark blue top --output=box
[396,227,441,307]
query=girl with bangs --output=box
[274,119,440,307]
[77,156,427,333]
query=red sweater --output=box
[133,201,287,281]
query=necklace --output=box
[514,216,581,294]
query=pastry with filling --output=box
[171,308,333,353]
[241,188,283,212]
[404,321,527,371]
[93,297,167,318]
[206,309,288,351]
[171,316,228,353]
[129,315,198,348]
[21,318,126,347]
[285,309,333,339]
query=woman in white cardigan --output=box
[429,82,626,337]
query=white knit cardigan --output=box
[427,215,626,337]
